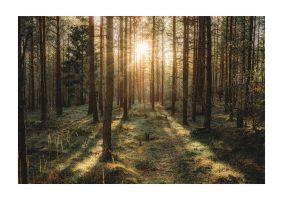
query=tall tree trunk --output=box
[245,16,254,116]
[192,17,197,121]
[228,17,233,120]
[88,16,99,123]
[119,17,124,108]
[224,17,229,113]
[237,16,246,128]
[123,17,128,119]
[99,16,104,116]
[171,16,177,115]
[18,16,28,184]
[183,16,189,125]
[80,34,84,105]
[129,17,132,109]
[161,16,165,106]
[39,16,47,124]
[156,23,160,102]
[56,16,62,115]
[133,18,137,105]
[151,16,155,110]
[196,17,205,116]
[102,16,114,161]
[204,16,212,129]
[214,17,219,100]
[30,17,35,111]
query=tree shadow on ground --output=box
[165,102,265,184]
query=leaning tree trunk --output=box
[102,17,114,161]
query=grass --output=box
[25,101,265,184]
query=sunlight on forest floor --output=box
[25,102,264,184]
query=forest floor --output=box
[26,101,265,184]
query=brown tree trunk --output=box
[196,17,205,116]
[156,27,160,102]
[56,16,62,115]
[123,17,128,119]
[80,34,84,105]
[151,16,155,110]
[133,17,137,105]
[119,17,124,108]
[214,17,219,100]
[39,16,47,124]
[172,16,177,115]
[129,17,132,109]
[192,17,197,121]
[18,16,28,184]
[224,17,229,113]
[183,16,189,125]
[204,16,212,129]
[228,17,233,120]
[102,17,114,161]
[237,16,246,128]
[30,17,35,111]
[161,16,165,106]
[99,16,104,116]
[88,16,99,123]
[245,16,254,116]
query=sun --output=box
[136,42,149,60]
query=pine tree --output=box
[88,16,99,123]
[56,16,62,115]
[204,16,212,129]
[102,16,114,161]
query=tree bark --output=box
[228,17,233,120]
[18,16,28,184]
[119,17,124,108]
[204,16,212,129]
[196,17,205,115]
[183,16,189,125]
[56,16,62,115]
[123,17,128,119]
[171,16,177,115]
[88,16,99,123]
[237,16,246,128]
[99,16,104,116]
[39,16,47,124]
[192,17,197,121]
[129,17,132,109]
[161,16,165,106]
[151,16,155,110]
[245,16,254,116]
[102,16,114,161]
[30,17,35,111]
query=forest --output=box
[18,16,265,184]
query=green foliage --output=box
[62,23,88,105]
